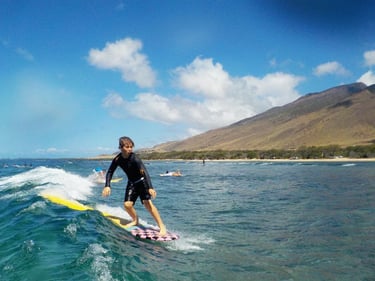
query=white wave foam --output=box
[342,163,356,167]
[0,166,94,201]
[95,204,132,221]
[79,243,118,281]
[166,232,215,252]
[19,201,47,214]
[64,223,78,238]
[0,189,32,201]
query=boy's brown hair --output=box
[119,136,135,148]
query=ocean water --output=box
[0,159,374,281]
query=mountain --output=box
[151,82,375,152]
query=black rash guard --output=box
[104,152,153,189]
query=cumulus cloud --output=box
[313,61,349,76]
[364,50,375,67]
[88,38,157,88]
[356,50,375,86]
[357,70,375,86]
[103,91,181,123]
[173,57,231,98]
[103,57,303,134]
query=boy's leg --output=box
[143,200,166,236]
[123,201,139,228]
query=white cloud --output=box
[173,57,231,98]
[103,92,181,123]
[103,57,303,134]
[357,70,375,86]
[313,61,349,76]
[88,38,157,88]
[364,50,375,67]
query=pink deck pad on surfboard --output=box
[129,226,179,241]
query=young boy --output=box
[102,136,167,236]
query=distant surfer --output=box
[93,167,106,180]
[101,136,167,236]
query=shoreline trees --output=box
[138,144,375,160]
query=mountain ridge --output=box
[151,82,375,152]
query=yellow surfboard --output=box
[42,194,179,241]
[43,194,93,211]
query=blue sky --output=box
[1,0,375,158]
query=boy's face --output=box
[119,141,133,156]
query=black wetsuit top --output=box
[105,152,153,189]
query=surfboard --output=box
[94,177,123,184]
[110,177,123,183]
[42,194,179,242]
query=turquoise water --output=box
[0,159,374,281]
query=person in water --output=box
[102,136,167,236]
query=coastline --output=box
[176,158,375,162]
[86,155,375,162]
[206,158,375,162]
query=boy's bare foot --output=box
[158,224,167,236]
[124,220,138,228]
